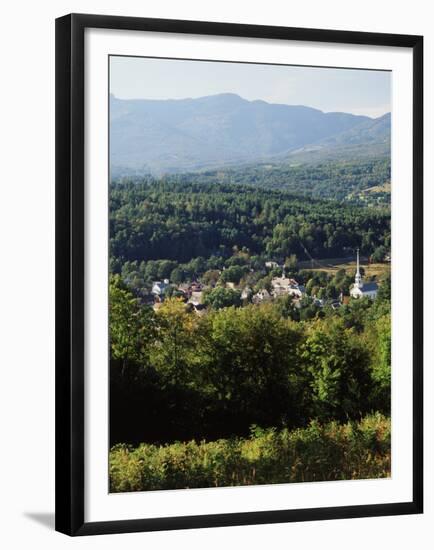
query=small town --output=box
[148,250,381,315]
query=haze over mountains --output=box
[110,93,391,176]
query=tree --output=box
[164,285,185,300]
[285,254,298,272]
[203,287,241,310]
[377,272,391,301]
[365,313,391,412]
[201,269,221,286]
[220,265,247,284]
[200,304,303,428]
[339,297,372,332]
[301,318,372,420]
[317,288,326,299]
[274,295,300,321]
[151,298,199,386]
[170,267,185,284]
[254,275,272,294]
[109,274,155,378]
[371,245,387,263]
[109,275,155,366]
[305,279,315,295]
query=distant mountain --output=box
[315,112,391,147]
[110,94,390,176]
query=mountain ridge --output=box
[110,93,390,176]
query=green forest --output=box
[109,161,391,492]
[110,177,390,281]
[159,157,391,202]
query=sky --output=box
[110,56,391,119]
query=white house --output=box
[241,287,252,300]
[271,273,305,299]
[188,291,203,306]
[252,289,272,304]
[350,250,378,299]
[151,279,169,296]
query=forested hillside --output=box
[155,157,391,202]
[110,179,391,274]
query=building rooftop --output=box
[360,282,378,292]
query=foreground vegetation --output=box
[110,275,390,446]
[110,413,390,492]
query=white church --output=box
[350,249,378,299]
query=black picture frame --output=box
[55,13,423,536]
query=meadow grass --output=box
[110,413,390,492]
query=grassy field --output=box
[298,257,391,279]
[110,414,391,493]
[362,182,391,194]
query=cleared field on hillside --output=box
[298,257,391,279]
[362,182,391,194]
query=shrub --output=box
[110,413,390,492]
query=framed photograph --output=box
[55,13,423,536]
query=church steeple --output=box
[355,248,363,288]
